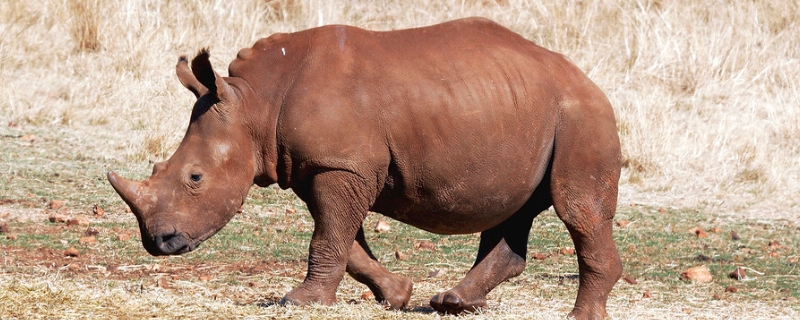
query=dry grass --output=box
[2,0,798,219]
[2,0,800,318]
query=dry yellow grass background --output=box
[2,0,798,220]
[1,1,799,318]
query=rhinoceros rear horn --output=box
[107,171,146,216]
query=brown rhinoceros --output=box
[108,17,622,319]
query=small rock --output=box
[709,227,722,233]
[725,286,739,293]
[78,236,96,244]
[560,247,575,255]
[623,276,638,284]
[6,233,18,240]
[92,204,105,217]
[247,281,258,288]
[0,222,8,233]
[48,200,63,210]
[532,253,548,260]
[64,247,80,257]
[84,227,99,236]
[106,265,118,273]
[768,251,780,258]
[68,263,81,271]
[115,233,131,242]
[730,230,740,240]
[373,220,391,233]
[642,290,651,298]
[682,308,692,314]
[681,265,713,283]
[428,269,445,278]
[768,240,781,249]
[728,267,746,280]
[170,275,181,280]
[48,214,68,223]
[394,250,407,261]
[360,291,374,300]
[285,207,297,214]
[712,293,723,300]
[615,220,630,228]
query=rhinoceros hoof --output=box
[279,287,336,307]
[429,290,487,314]
[374,274,413,310]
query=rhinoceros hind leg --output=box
[430,197,549,314]
[550,113,623,320]
[346,227,413,309]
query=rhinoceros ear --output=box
[190,49,236,103]
[177,56,208,98]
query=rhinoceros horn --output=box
[107,171,146,216]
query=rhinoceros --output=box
[108,17,622,319]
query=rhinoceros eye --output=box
[190,173,202,182]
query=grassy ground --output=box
[1,127,798,318]
[2,0,799,318]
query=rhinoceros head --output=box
[108,50,255,256]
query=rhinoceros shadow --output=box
[248,297,437,314]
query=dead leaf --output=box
[712,293,723,300]
[106,265,118,273]
[0,222,8,233]
[428,269,444,278]
[728,267,746,280]
[532,253,548,260]
[84,227,99,236]
[115,233,131,242]
[6,233,18,240]
[768,240,781,249]
[19,134,37,141]
[725,286,739,293]
[394,250,407,261]
[623,276,638,284]
[92,204,105,217]
[48,200,63,210]
[360,291,374,300]
[682,308,692,314]
[78,236,96,244]
[415,240,436,251]
[688,227,708,238]
[560,247,575,255]
[681,265,713,283]
[66,216,90,226]
[373,220,391,233]
[64,247,80,257]
[615,220,630,228]
[247,281,258,288]
[788,257,798,264]
[709,227,722,233]
[642,290,651,298]
[730,230,741,240]
[48,214,67,223]
[285,208,297,214]
[157,277,169,289]
[199,275,212,282]
[768,251,780,258]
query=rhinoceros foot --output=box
[429,289,487,314]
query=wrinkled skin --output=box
[108,17,622,319]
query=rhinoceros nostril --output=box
[154,233,188,255]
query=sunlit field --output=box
[1,0,798,318]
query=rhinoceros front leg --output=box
[280,171,374,307]
[346,227,413,309]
